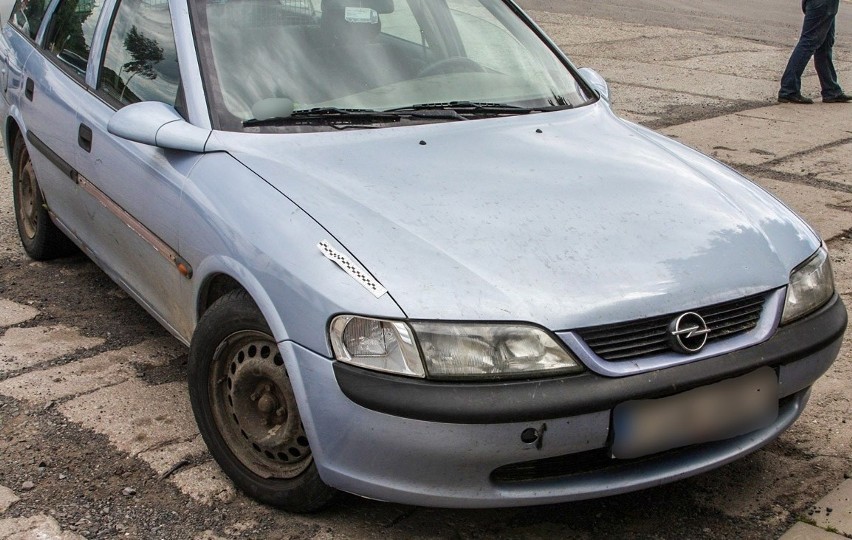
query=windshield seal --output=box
[188,0,597,133]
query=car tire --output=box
[188,290,337,512]
[12,132,77,260]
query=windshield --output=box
[191,0,593,131]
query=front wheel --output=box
[188,290,336,512]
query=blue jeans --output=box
[780,0,844,98]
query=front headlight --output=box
[411,322,583,380]
[329,316,583,380]
[782,247,835,324]
[329,316,425,377]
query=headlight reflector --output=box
[782,247,834,324]
[411,322,582,380]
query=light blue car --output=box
[1,0,846,512]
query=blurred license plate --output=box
[612,367,778,460]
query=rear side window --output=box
[10,0,50,40]
[98,0,179,107]
[44,0,106,78]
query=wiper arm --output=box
[388,101,533,115]
[243,107,401,127]
[380,104,470,120]
[389,101,572,116]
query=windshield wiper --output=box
[243,107,403,127]
[387,101,550,116]
[242,102,538,127]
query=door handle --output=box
[24,78,33,101]
[78,124,92,152]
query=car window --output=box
[9,0,50,40]
[98,0,179,107]
[43,0,105,78]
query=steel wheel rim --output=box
[209,330,313,479]
[17,149,38,240]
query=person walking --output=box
[778,0,851,104]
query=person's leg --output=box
[779,0,837,97]
[814,18,843,98]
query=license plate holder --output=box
[611,366,778,460]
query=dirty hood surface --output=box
[219,103,819,329]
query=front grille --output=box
[491,448,674,483]
[575,293,767,361]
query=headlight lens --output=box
[329,316,425,377]
[329,317,583,380]
[782,247,834,324]
[412,322,583,380]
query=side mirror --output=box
[108,101,217,153]
[577,67,611,104]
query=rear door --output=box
[5,0,103,231]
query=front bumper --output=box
[285,294,846,508]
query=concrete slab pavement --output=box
[0,339,177,405]
[0,326,104,374]
[0,300,37,328]
[532,8,852,127]
[663,50,852,82]
[0,487,17,514]
[0,514,85,539]
[137,436,207,477]
[808,479,852,537]
[574,56,781,101]
[608,83,732,124]
[58,379,197,458]
[567,32,776,62]
[170,461,236,506]
[779,522,846,540]
[664,111,849,166]
[771,143,852,187]
[518,0,852,50]
[528,10,680,45]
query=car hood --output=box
[216,103,819,329]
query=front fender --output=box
[181,151,406,356]
[192,254,294,344]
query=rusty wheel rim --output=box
[210,330,313,479]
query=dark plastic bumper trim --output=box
[333,295,847,424]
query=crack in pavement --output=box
[736,165,852,195]
[760,137,852,168]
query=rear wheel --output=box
[11,132,76,260]
[188,290,336,512]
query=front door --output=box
[72,0,199,339]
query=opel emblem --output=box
[667,312,710,354]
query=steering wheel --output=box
[417,56,485,78]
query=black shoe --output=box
[823,93,852,103]
[777,93,814,104]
